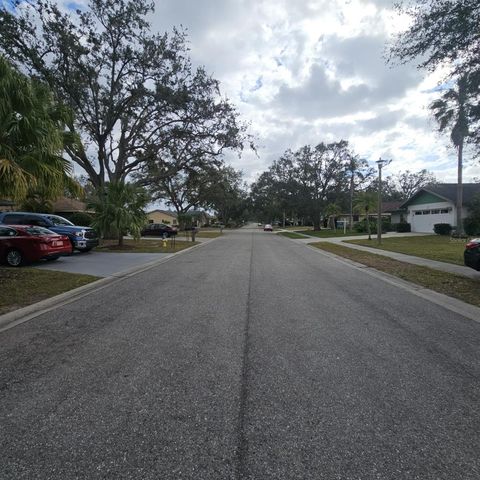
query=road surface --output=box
[1,227,480,479]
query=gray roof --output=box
[401,183,480,208]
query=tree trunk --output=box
[366,208,371,240]
[118,233,124,247]
[456,138,464,234]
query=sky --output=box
[148,0,479,185]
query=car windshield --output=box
[46,215,74,226]
[24,226,57,236]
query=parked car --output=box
[0,212,98,252]
[0,225,72,267]
[141,223,178,237]
[264,224,273,232]
[464,238,480,271]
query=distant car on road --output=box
[141,223,178,237]
[464,238,480,271]
[264,224,273,232]
[0,225,72,267]
[0,212,98,252]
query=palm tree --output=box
[89,182,149,246]
[430,74,475,234]
[354,192,377,240]
[0,56,76,201]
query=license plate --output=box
[53,241,63,246]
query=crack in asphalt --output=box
[235,231,255,480]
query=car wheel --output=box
[77,247,92,253]
[6,249,23,267]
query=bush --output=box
[433,223,453,235]
[464,217,480,236]
[354,218,390,234]
[394,222,411,233]
[66,211,94,226]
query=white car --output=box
[263,224,273,232]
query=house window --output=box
[149,219,154,224]
[414,211,422,215]
[422,210,431,215]
[431,209,440,214]
[440,208,449,214]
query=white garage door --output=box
[410,209,454,233]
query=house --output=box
[51,197,90,215]
[0,199,15,212]
[189,210,211,227]
[147,209,178,226]
[401,183,480,233]
[335,201,404,226]
[383,201,406,224]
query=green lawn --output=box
[190,230,222,238]
[96,239,197,253]
[310,242,480,308]
[346,235,466,265]
[277,231,308,239]
[0,267,98,315]
[299,229,368,238]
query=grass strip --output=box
[299,229,367,238]
[0,267,98,315]
[96,239,197,253]
[311,242,480,308]
[277,231,307,239]
[346,235,465,265]
[194,231,222,238]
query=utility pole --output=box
[376,158,391,245]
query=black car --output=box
[464,238,480,271]
[141,223,178,237]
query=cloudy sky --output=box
[149,0,479,185]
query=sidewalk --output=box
[285,231,480,280]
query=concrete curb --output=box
[305,243,480,324]
[0,238,217,333]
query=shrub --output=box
[66,211,94,226]
[354,219,390,234]
[464,217,480,236]
[395,222,411,233]
[433,223,453,235]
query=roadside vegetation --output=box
[277,232,306,239]
[192,231,223,238]
[346,235,466,266]
[299,229,368,238]
[95,239,197,254]
[0,267,98,315]
[310,243,480,308]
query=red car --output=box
[0,225,72,267]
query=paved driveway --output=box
[33,251,172,277]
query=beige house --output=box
[147,209,178,226]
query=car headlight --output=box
[74,230,85,237]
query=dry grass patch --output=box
[311,242,480,308]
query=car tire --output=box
[77,247,92,253]
[6,249,23,267]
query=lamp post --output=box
[376,158,391,245]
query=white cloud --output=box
[66,0,477,184]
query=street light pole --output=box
[376,158,390,245]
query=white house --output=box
[401,183,480,233]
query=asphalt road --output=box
[1,227,480,479]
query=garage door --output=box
[411,209,454,233]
